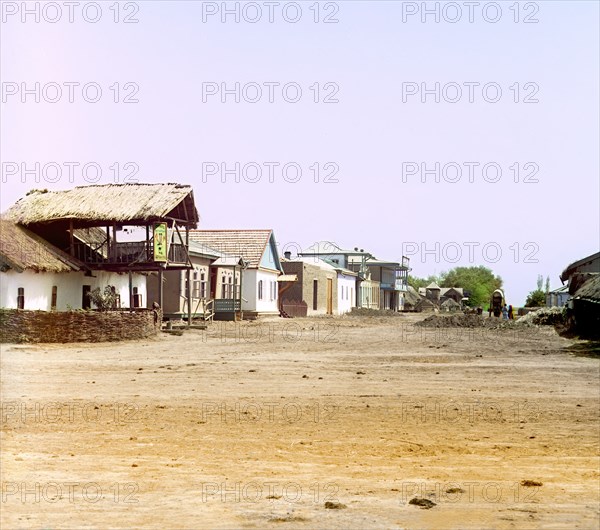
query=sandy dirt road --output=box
[1,314,599,529]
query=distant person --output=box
[502,304,509,320]
[508,305,514,320]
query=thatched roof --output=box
[441,298,461,309]
[4,183,198,227]
[572,273,600,302]
[404,285,424,306]
[0,219,84,273]
[560,251,600,282]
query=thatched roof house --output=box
[560,251,600,283]
[0,219,83,273]
[4,183,199,228]
[1,183,200,313]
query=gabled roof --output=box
[188,241,221,259]
[441,287,464,296]
[188,241,246,267]
[548,285,569,294]
[4,183,199,227]
[426,282,441,289]
[189,229,280,270]
[0,219,84,273]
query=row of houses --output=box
[0,183,411,321]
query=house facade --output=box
[546,285,569,307]
[300,242,379,310]
[281,257,338,316]
[147,241,245,321]
[0,220,147,311]
[189,229,283,318]
[280,254,359,316]
[335,268,358,314]
[353,257,409,311]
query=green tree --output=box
[407,274,440,290]
[438,266,503,307]
[525,289,546,307]
[537,274,544,291]
[525,274,547,307]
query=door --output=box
[326,278,333,315]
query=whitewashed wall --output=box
[241,268,279,314]
[337,273,357,314]
[0,270,147,311]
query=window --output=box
[258,280,263,300]
[200,272,206,298]
[82,285,91,310]
[228,277,233,298]
[313,280,318,310]
[133,287,142,308]
[273,281,277,300]
[51,286,58,310]
[17,287,24,309]
[221,276,227,298]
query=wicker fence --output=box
[0,308,162,343]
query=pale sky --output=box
[1,0,599,304]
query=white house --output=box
[0,220,146,311]
[334,268,358,315]
[189,229,283,318]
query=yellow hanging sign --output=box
[153,223,168,262]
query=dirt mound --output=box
[416,314,513,329]
[516,307,566,327]
[347,308,404,318]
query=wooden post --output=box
[128,270,133,310]
[112,224,117,261]
[186,227,191,326]
[69,220,74,256]
[158,269,163,309]
[146,225,150,261]
[238,261,244,321]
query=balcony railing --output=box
[73,241,188,266]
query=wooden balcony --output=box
[73,241,188,269]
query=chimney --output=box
[284,251,291,259]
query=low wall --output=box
[0,309,162,343]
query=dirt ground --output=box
[1,313,599,529]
